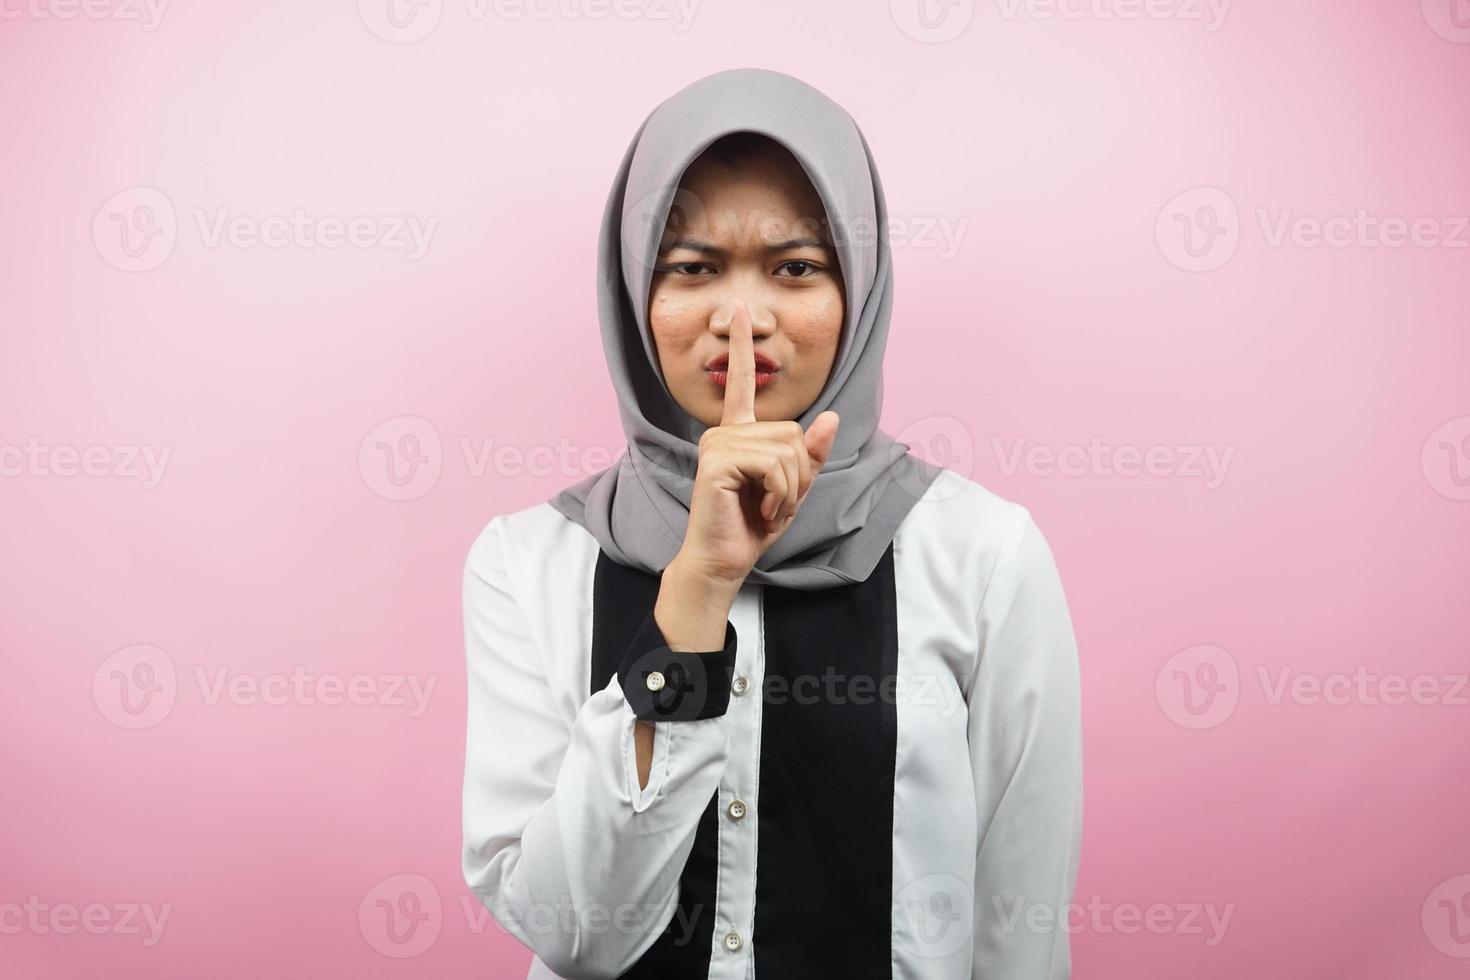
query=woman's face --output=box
[648,143,845,427]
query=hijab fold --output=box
[550,67,942,591]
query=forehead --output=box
[669,147,832,246]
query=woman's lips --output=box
[705,354,780,389]
[707,368,777,388]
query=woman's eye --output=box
[777,260,819,277]
[670,261,713,275]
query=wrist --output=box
[655,553,740,652]
[664,551,742,606]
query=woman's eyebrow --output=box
[659,236,831,255]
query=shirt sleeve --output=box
[460,516,736,979]
[966,507,1084,979]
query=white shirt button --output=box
[645,671,665,692]
[723,930,743,952]
[727,798,747,821]
[731,675,749,696]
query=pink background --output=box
[3,1,1469,977]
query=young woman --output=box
[462,67,1083,979]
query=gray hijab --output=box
[550,67,942,591]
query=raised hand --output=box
[677,298,841,588]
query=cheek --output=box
[648,291,704,362]
[787,289,845,359]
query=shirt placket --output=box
[707,581,764,978]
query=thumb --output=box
[804,411,841,473]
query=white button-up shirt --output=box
[461,467,1083,978]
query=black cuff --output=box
[616,606,737,722]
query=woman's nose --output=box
[710,297,776,336]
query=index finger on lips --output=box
[719,299,757,427]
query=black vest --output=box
[589,545,900,978]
